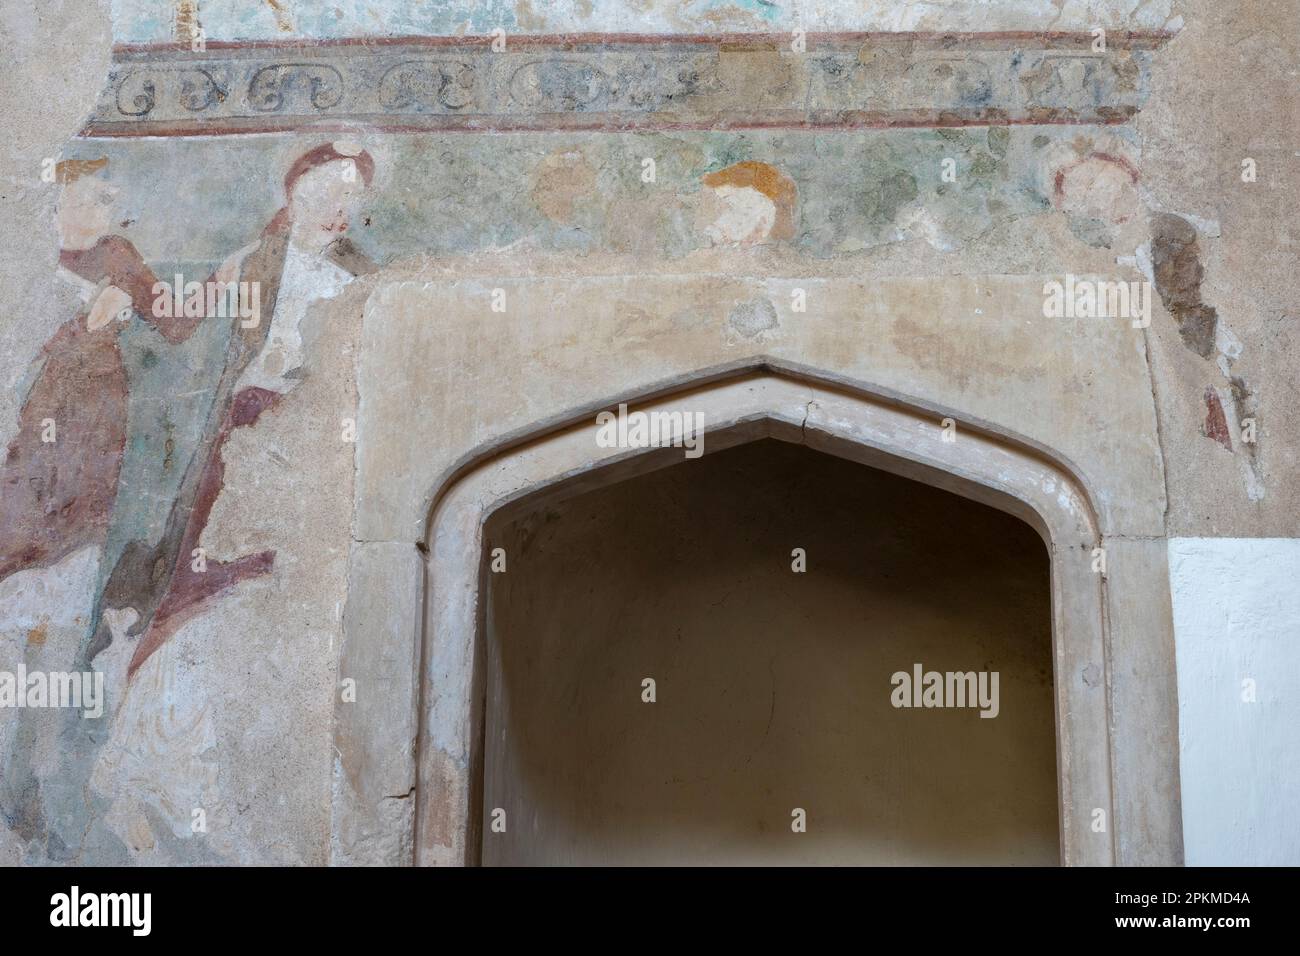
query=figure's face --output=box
[1056,155,1139,225]
[699,184,777,246]
[289,160,362,239]
[57,176,117,250]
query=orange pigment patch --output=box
[701,161,797,239]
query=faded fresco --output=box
[0,0,1293,865]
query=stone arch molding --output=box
[330,362,1183,867]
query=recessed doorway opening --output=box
[479,438,1058,865]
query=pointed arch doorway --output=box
[411,369,1115,865]
[480,436,1059,864]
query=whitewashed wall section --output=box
[1169,537,1300,865]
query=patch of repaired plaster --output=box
[727,296,780,341]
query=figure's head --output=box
[1053,152,1140,225]
[56,157,115,250]
[283,142,375,239]
[699,161,797,246]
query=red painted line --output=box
[79,107,1137,139]
[110,29,1175,57]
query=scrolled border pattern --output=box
[85,32,1168,137]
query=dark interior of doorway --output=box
[480,438,1058,865]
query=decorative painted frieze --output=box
[85,32,1167,136]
